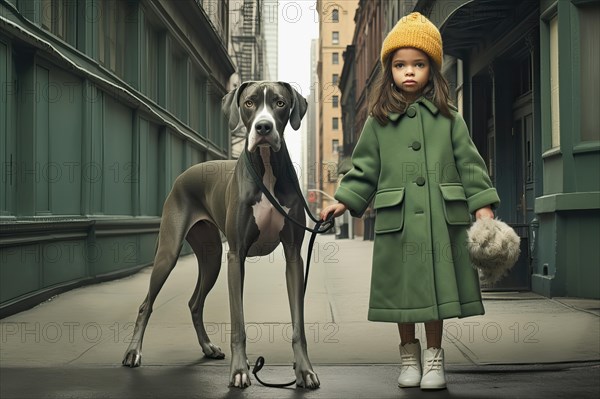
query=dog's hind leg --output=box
[187,220,225,359]
[122,191,193,367]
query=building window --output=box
[332,9,339,23]
[332,139,339,153]
[578,3,600,142]
[332,95,339,108]
[332,31,339,45]
[332,117,339,130]
[332,74,339,85]
[332,52,339,64]
[98,0,129,76]
[549,15,560,148]
[40,0,77,47]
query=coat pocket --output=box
[373,188,405,234]
[439,183,471,225]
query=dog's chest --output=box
[250,150,289,252]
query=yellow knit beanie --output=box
[380,12,443,68]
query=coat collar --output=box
[387,97,440,122]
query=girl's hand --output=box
[475,206,494,220]
[320,203,348,221]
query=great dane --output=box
[122,81,319,389]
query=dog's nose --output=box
[255,120,273,136]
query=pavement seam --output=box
[444,327,479,366]
[550,298,600,317]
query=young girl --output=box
[321,12,499,390]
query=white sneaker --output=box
[397,340,421,388]
[420,347,447,390]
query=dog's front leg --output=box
[282,240,321,389]
[226,249,251,388]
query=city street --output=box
[1,235,599,398]
[2,0,600,397]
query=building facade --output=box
[305,39,320,215]
[262,0,278,80]
[0,0,235,316]
[339,0,599,298]
[316,0,358,215]
[228,0,269,157]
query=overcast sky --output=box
[277,0,320,167]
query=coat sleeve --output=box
[451,113,500,213]
[334,117,380,218]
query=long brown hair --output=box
[368,52,453,125]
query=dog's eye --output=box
[276,100,286,108]
[244,100,254,108]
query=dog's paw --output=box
[229,371,252,388]
[122,349,142,367]
[203,343,225,359]
[296,370,320,389]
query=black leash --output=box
[242,148,335,388]
[242,148,334,235]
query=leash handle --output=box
[252,356,296,388]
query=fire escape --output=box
[230,0,267,155]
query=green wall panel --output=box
[0,244,40,303]
[0,40,10,216]
[88,85,104,215]
[103,97,133,215]
[139,233,158,265]
[139,118,159,216]
[33,64,83,216]
[41,240,87,287]
[36,65,50,215]
[564,211,600,298]
[48,68,83,215]
[573,152,600,192]
[91,236,140,275]
[170,135,184,184]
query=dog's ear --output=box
[222,81,254,132]
[280,82,308,131]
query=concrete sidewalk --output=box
[1,235,599,398]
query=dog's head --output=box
[222,81,308,153]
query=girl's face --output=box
[391,48,431,100]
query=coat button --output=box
[411,141,421,150]
[406,107,416,118]
[416,177,426,186]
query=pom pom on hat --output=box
[467,218,521,285]
[380,12,443,67]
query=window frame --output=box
[332,52,339,64]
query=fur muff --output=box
[467,218,521,284]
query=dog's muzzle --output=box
[248,119,281,153]
[255,120,273,136]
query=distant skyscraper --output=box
[316,0,359,212]
[262,0,279,80]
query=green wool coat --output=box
[335,97,500,323]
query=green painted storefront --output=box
[0,0,234,317]
[418,0,599,298]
